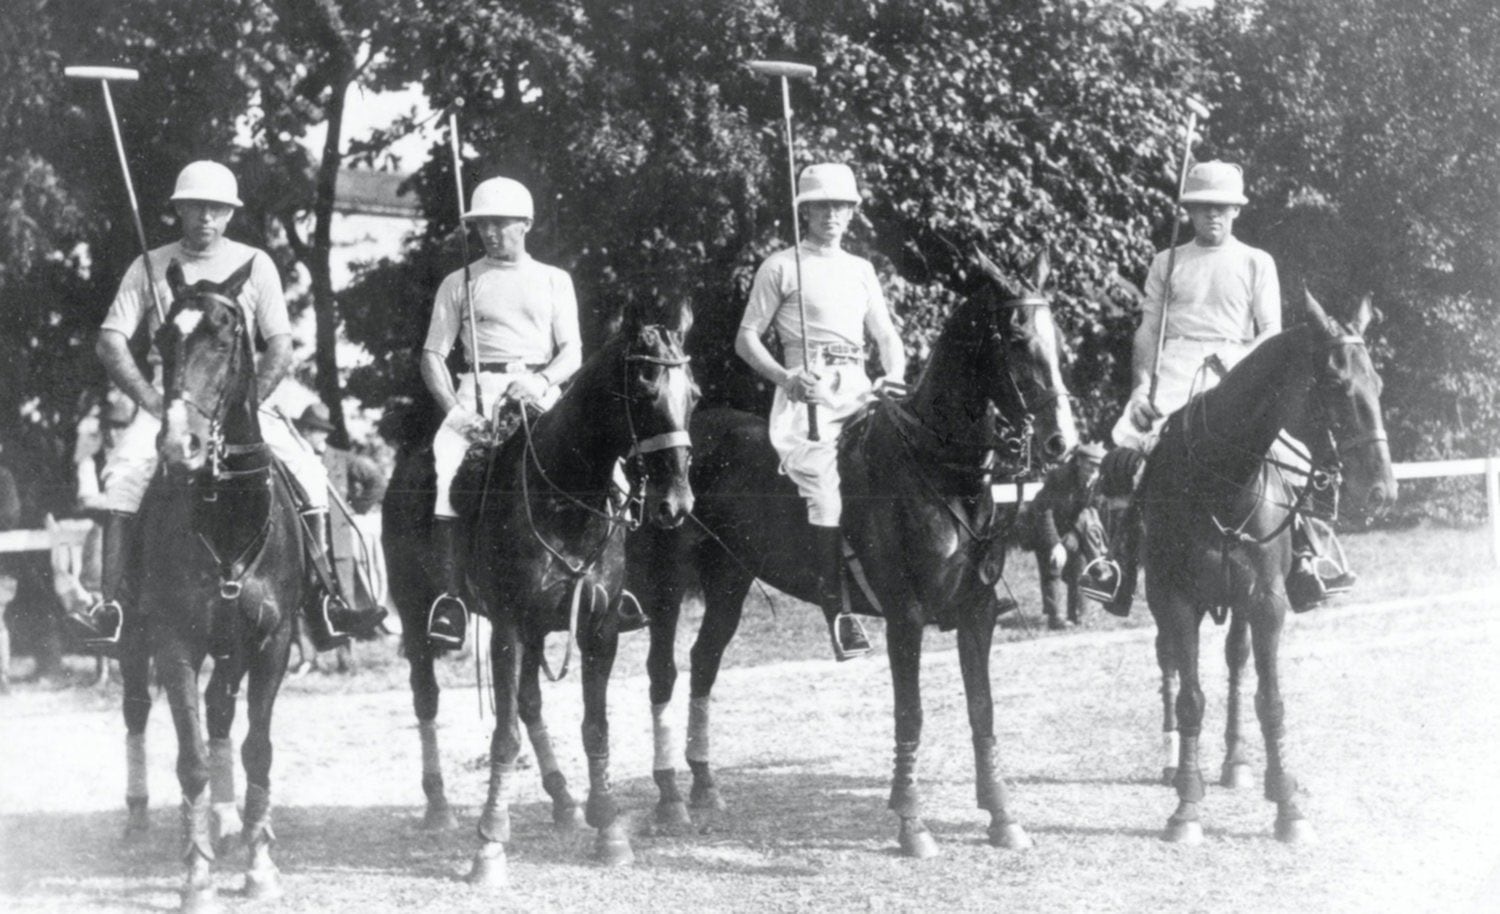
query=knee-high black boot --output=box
[66,511,131,647]
[813,525,870,661]
[427,518,468,650]
[302,510,386,651]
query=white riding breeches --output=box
[768,363,873,527]
[433,371,560,519]
[102,404,329,514]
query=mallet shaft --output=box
[448,112,483,418]
[99,80,165,326]
[1147,105,1204,409]
[780,76,818,440]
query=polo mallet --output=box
[748,59,821,440]
[65,65,165,327]
[1146,95,1211,410]
[447,102,484,419]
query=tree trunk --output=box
[309,68,354,449]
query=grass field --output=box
[1,523,1497,913]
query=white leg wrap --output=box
[685,696,710,764]
[1163,730,1181,770]
[126,732,148,798]
[418,720,442,778]
[209,737,236,804]
[651,702,678,771]
[525,719,561,777]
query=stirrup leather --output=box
[427,593,468,649]
[1078,556,1122,604]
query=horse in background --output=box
[123,259,326,910]
[1143,289,1395,844]
[629,251,1078,858]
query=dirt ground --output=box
[2,529,1499,913]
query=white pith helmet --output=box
[1179,160,1249,206]
[794,163,861,206]
[169,161,243,208]
[465,176,534,220]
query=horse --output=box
[1143,288,1396,844]
[123,258,321,910]
[628,250,1078,858]
[448,301,697,889]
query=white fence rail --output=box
[3,460,1497,565]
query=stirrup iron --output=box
[1078,556,1122,604]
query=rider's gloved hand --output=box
[505,372,550,404]
[1048,542,1068,576]
[445,404,490,442]
[140,388,165,420]
[1128,391,1162,432]
[779,368,828,406]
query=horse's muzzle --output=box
[647,485,693,530]
[160,400,208,471]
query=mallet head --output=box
[748,60,817,81]
[64,66,140,83]
[1184,96,1211,121]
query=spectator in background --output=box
[1016,442,1107,630]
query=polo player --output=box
[735,162,907,661]
[1085,161,1355,615]
[421,176,581,650]
[66,160,383,648]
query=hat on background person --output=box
[1179,160,1248,206]
[294,402,336,433]
[794,163,862,206]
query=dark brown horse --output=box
[454,303,697,889]
[123,259,317,910]
[629,252,1077,858]
[1144,289,1395,844]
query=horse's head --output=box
[971,250,1079,464]
[619,302,698,529]
[155,258,257,473]
[1297,288,1397,520]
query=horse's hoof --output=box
[420,802,459,831]
[897,820,939,859]
[592,824,634,867]
[654,799,692,834]
[1161,766,1177,786]
[988,822,1033,850]
[1162,818,1204,845]
[1275,816,1316,845]
[465,843,508,889]
[210,804,242,853]
[179,886,221,914]
[553,800,585,831]
[243,865,282,901]
[1220,762,1253,790]
[689,786,726,813]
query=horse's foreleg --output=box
[467,610,520,890]
[408,650,457,830]
[884,616,937,858]
[1221,611,1253,789]
[121,616,153,839]
[158,646,216,912]
[646,589,691,832]
[1157,590,1207,844]
[582,622,631,866]
[957,605,1031,851]
[684,567,749,814]
[1155,626,1179,786]
[204,659,243,852]
[239,629,290,901]
[519,636,582,829]
[1251,596,1312,843]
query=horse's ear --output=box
[1302,285,1337,338]
[223,258,257,299]
[974,249,1020,299]
[166,260,186,301]
[1029,249,1052,292]
[1353,293,1375,335]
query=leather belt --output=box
[809,343,866,366]
[470,361,546,374]
[1165,335,1251,345]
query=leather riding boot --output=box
[66,511,131,648]
[1087,498,1141,618]
[427,519,469,651]
[1286,520,1356,612]
[303,511,386,651]
[814,525,870,661]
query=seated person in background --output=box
[1016,442,1107,630]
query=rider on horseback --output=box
[66,160,384,649]
[735,163,907,661]
[1082,161,1355,615]
[421,176,581,650]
